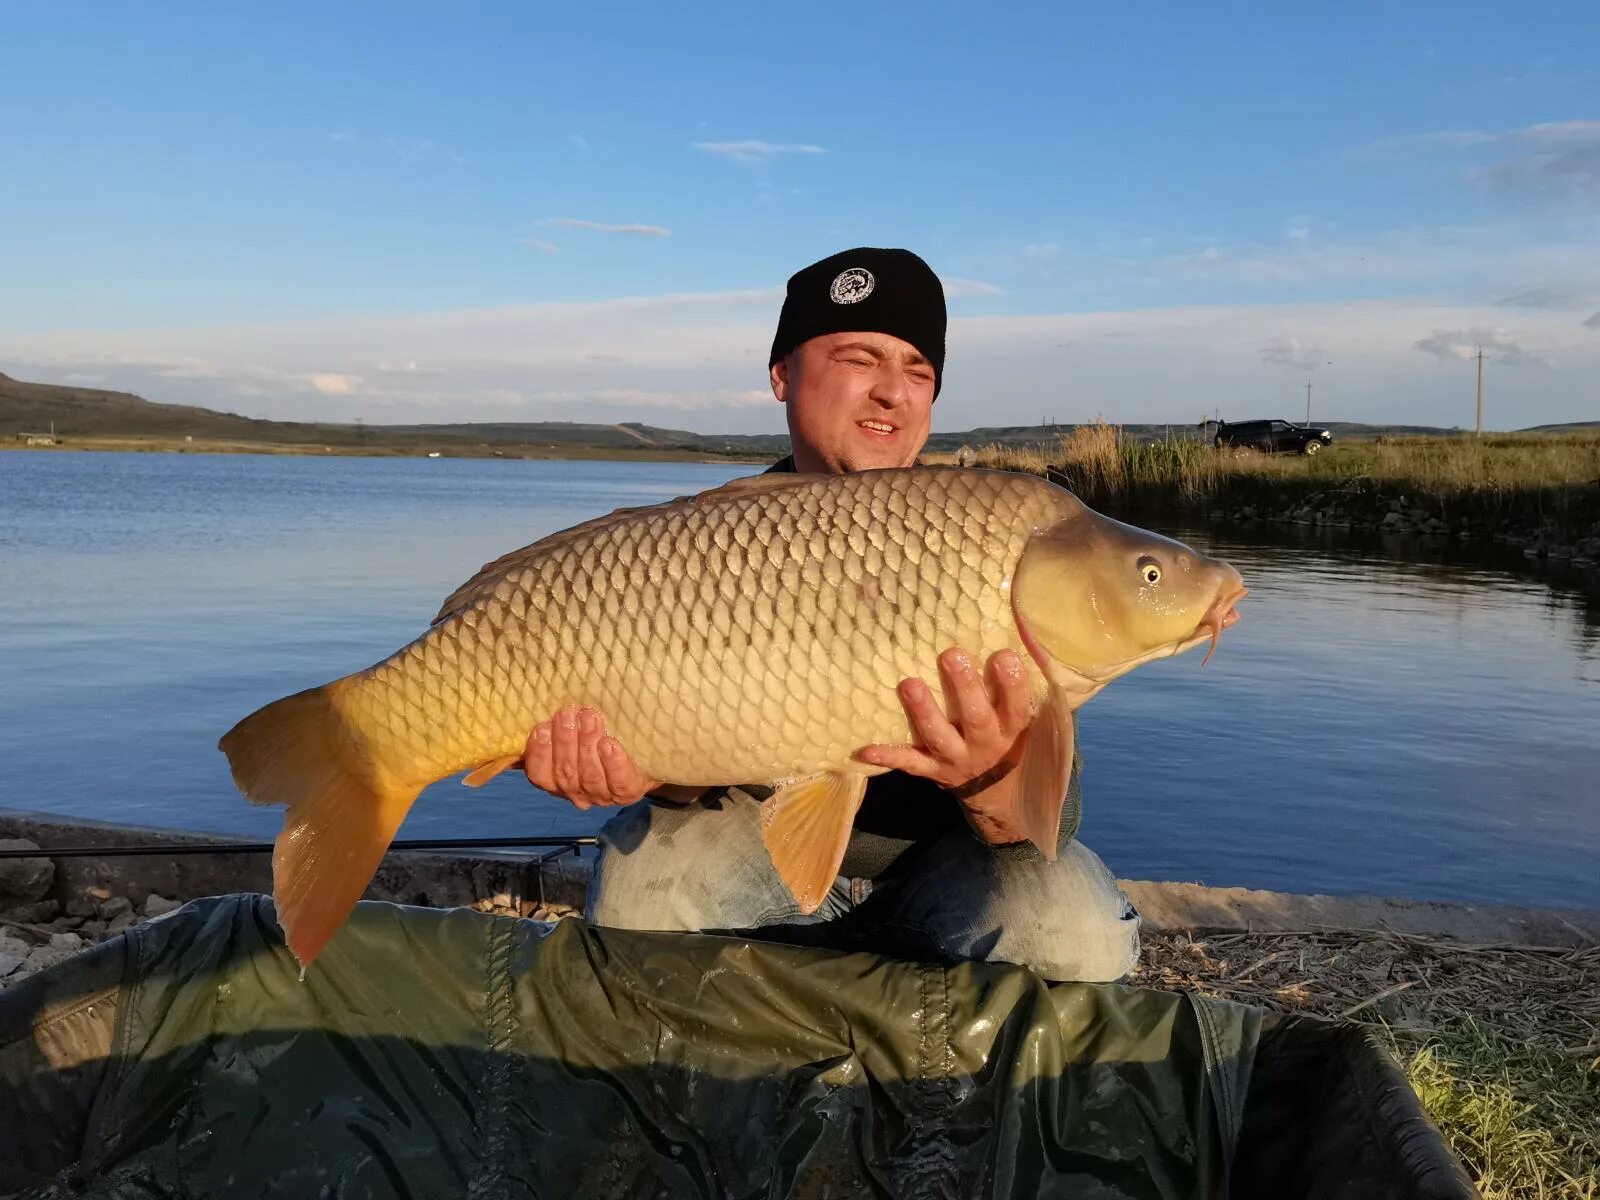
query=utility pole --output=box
[1475,348,1484,437]
[1305,381,1312,425]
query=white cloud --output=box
[538,218,671,237]
[1376,120,1600,203]
[517,239,559,254]
[692,141,826,162]
[1151,222,1600,297]
[1496,284,1595,309]
[6,294,1598,431]
[309,373,362,395]
[944,278,1005,299]
[1584,312,1600,330]
[1413,328,1544,366]
[1388,120,1600,150]
[1472,143,1600,202]
[1260,336,1325,370]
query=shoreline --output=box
[4,808,1595,950]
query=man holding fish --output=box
[522,248,1143,982]
[220,248,1245,973]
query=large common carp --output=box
[221,467,1246,965]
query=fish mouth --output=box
[1190,585,1248,667]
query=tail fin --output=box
[218,680,420,967]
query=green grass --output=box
[1140,929,1599,1199]
[1399,1023,1599,1200]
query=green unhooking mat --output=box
[0,895,1475,1199]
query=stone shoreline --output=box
[5,810,1597,990]
[1205,493,1600,567]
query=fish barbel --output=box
[220,467,1246,964]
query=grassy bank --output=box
[1139,928,1599,1199]
[936,424,1600,556]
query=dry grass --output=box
[949,423,1600,543]
[1136,928,1600,1199]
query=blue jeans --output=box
[587,787,1141,983]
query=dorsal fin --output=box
[429,470,823,625]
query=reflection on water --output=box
[1,452,1596,909]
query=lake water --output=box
[1,450,1596,909]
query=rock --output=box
[77,919,106,937]
[0,951,23,978]
[65,898,98,919]
[0,900,60,923]
[0,839,54,904]
[1380,512,1405,530]
[97,896,133,921]
[1548,544,1574,560]
[0,934,30,959]
[23,945,73,973]
[143,894,181,918]
[51,915,85,931]
[105,912,136,934]
[49,931,83,953]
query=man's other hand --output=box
[523,706,663,811]
[856,647,1036,845]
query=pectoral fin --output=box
[759,771,869,915]
[462,755,522,788]
[1016,684,1077,860]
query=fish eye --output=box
[1137,556,1162,586]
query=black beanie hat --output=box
[768,247,947,397]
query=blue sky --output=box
[3,2,1598,430]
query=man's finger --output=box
[574,708,610,799]
[987,649,1032,734]
[900,677,962,760]
[523,722,554,789]
[939,648,997,739]
[599,737,651,801]
[551,705,581,796]
[857,743,943,777]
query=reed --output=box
[960,426,1600,544]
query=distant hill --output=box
[0,373,761,454]
[3,370,1592,453]
[1517,419,1600,434]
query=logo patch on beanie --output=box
[829,267,875,305]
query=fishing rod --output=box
[0,836,598,860]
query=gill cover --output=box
[1012,509,1237,682]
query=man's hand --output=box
[523,706,663,811]
[856,647,1037,845]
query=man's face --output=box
[770,331,936,474]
